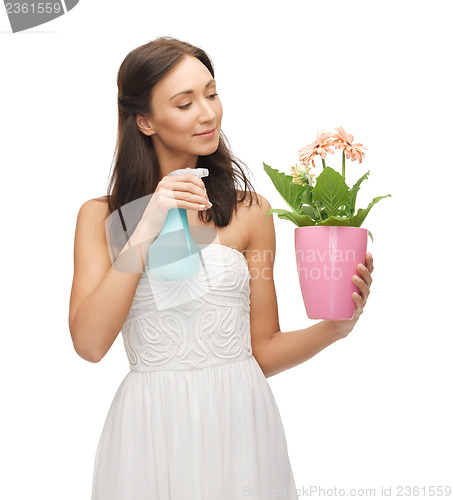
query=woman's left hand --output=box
[334,252,374,338]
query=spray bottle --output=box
[146,167,210,281]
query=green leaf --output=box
[335,209,351,217]
[265,208,316,227]
[297,184,313,207]
[317,216,351,226]
[367,230,374,243]
[347,170,370,215]
[298,205,318,219]
[263,162,307,213]
[349,194,392,227]
[312,166,350,216]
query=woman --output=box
[69,36,373,500]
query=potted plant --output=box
[263,127,391,320]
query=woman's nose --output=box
[198,99,217,121]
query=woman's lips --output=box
[195,128,216,137]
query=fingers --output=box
[356,258,373,287]
[352,278,368,305]
[352,289,365,315]
[366,252,374,273]
[160,180,206,197]
[350,253,374,320]
[353,258,372,305]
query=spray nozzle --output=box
[168,167,209,178]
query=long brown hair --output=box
[106,36,260,227]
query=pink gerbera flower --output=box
[298,130,335,168]
[331,127,367,163]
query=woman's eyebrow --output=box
[169,79,216,100]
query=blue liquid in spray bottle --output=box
[146,167,209,281]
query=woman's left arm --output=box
[246,195,374,379]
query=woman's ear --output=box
[136,115,155,136]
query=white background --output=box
[1,0,452,498]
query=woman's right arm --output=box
[68,199,152,363]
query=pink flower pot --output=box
[294,226,368,320]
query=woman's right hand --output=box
[139,170,212,237]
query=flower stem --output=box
[321,158,326,170]
[339,151,346,212]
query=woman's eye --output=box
[177,93,218,110]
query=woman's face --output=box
[139,55,223,159]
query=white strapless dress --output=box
[91,244,298,500]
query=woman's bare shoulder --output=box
[237,191,270,231]
[77,196,110,229]
[92,195,109,205]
